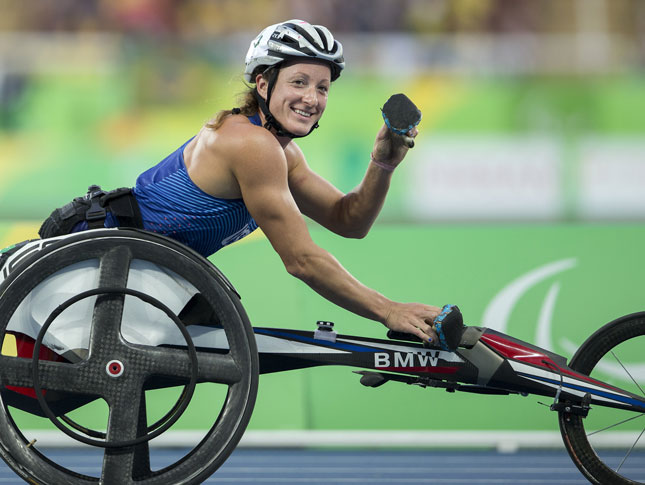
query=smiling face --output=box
[256,60,331,137]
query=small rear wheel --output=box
[559,312,645,485]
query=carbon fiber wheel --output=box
[0,229,258,484]
[559,313,645,484]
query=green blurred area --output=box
[2,64,645,221]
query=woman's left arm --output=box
[289,124,416,238]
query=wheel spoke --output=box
[101,391,148,483]
[0,355,36,387]
[34,360,104,395]
[97,245,132,288]
[0,355,103,395]
[139,346,242,385]
[616,426,645,473]
[197,352,243,385]
[132,392,151,480]
[586,410,645,437]
[101,444,139,483]
[89,246,132,356]
[611,350,645,397]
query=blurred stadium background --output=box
[1,0,645,449]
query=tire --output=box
[559,312,645,485]
[0,229,259,484]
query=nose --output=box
[302,86,318,107]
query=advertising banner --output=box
[3,222,639,436]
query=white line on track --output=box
[215,466,584,474]
[204,480,588,484]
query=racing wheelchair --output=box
[0,229,643,484]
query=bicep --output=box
[234,153,314,260]
[288,158,347,232]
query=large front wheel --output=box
[0,229,259,484]
[559,313,645,485]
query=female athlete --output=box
[40,20,442,344]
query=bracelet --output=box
[370,153,396,172]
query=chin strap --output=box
[254,71,319,139]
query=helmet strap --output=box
[254,68,319,139]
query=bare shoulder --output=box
[185,115,287,197]
[202,115,284,168]
[283,139,305,161]
[283,140,308,174]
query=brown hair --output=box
[206,88,257,131]
[206,66,279,131]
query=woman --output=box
[42,20,442,344]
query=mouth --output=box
[291,107,314,120]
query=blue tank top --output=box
[131,114,262,256]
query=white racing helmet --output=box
[244,19,345,83]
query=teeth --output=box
[293,109,311,117]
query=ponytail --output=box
[206,66,278,131]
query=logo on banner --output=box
[483,258,644,382]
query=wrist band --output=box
[370,153,396,172]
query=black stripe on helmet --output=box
[283,22,328,53]
[314,26,333,52]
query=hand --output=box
[383,302,441,344]
[371,124,419,169]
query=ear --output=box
[255,74,268,100]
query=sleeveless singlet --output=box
[81,114,262,257]
[131,114,262,256]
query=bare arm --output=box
[289,124,416,238]
[231,131,439,342]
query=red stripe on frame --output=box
[480,333,624,393]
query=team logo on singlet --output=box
[221,223,253,247]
